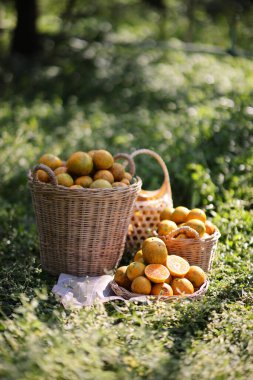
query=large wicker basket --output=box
[110,279,209,302]
[158,226,221,272]
[126,149,173,251]
[28,154,142,277]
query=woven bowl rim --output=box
[110,279,209,302]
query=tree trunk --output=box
[11,0,39,55]
[186,0,196,42]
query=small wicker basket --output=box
[126,149,173,251]
[158,226,221,272]
[110,279,209,302]
[28,154,142,277]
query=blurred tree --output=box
[143,0,167,39]
[143,0,166,10]
[203,0,253,54]
[186,0,196,42]
[11,0,39,55]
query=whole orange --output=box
[171,206,189,224]
[67,151,93,176]
[142,237,168,265]
[186,208,206,223]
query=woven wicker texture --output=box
[110,279,209,301]
[28,155,142,276]
[126,149,173,251]
[158,226,221,272]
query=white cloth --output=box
[52,273,148,308]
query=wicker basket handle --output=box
[32,164,58,186]
[168,226,200,239]
[114,153,136,176]
[130,149,172,199]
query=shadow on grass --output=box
[148,279,249,378]
[105,276,249,379]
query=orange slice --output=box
[144,264,170,284]
[166,255,190,278]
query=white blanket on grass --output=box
[52,273,148,308]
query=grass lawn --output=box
[0,9,253,378]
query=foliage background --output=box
[0,1,252,379]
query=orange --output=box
[186,208,206,223]
[171,278,194,295]
[144,264,170,283]
[165,274,173,284]
[112,182,127,188]
[56,173,74,187]
[142,237,168,265]
[88,150,97,159]
[90,179,112,189]
[134,250,145,263]
[131,276,151,295]
[151,282,173,296]
[166,255,190,278]
[160,207,175,221]
[67,151,93,176]
[184,219,206,237]
[205,220,216,235]
[70,185,83,189]
[93,150,114,170]
[121,178,130,185]
[114,266,132,289]
[171,206,189,224]
[54,166,67,176]
[75,176,93,188]
[37,169,50,183]
[94,170,114,184]
[39,154,62,170]
[175,233,187,239]
[157,220,177,236]
[124,172,132,181]
[126,262,146,281]
[185,266,206,288]
[110,163,125,181]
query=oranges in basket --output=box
[35,150,133,189]
[114,237,207,297]
[157,205,218,239]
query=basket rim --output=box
[28,170,142,192]
[110,279,209,302]
[135,192,172,206]
[156,228,221,242]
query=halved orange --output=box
[166,255,190,278]
[144,264,170,284]
[171,278,194,295]
[151,282,173,296]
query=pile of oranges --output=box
[114,236,206,297]
[35,151,132,189]
[157,206,217,239]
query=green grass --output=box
[0,6,253,379]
